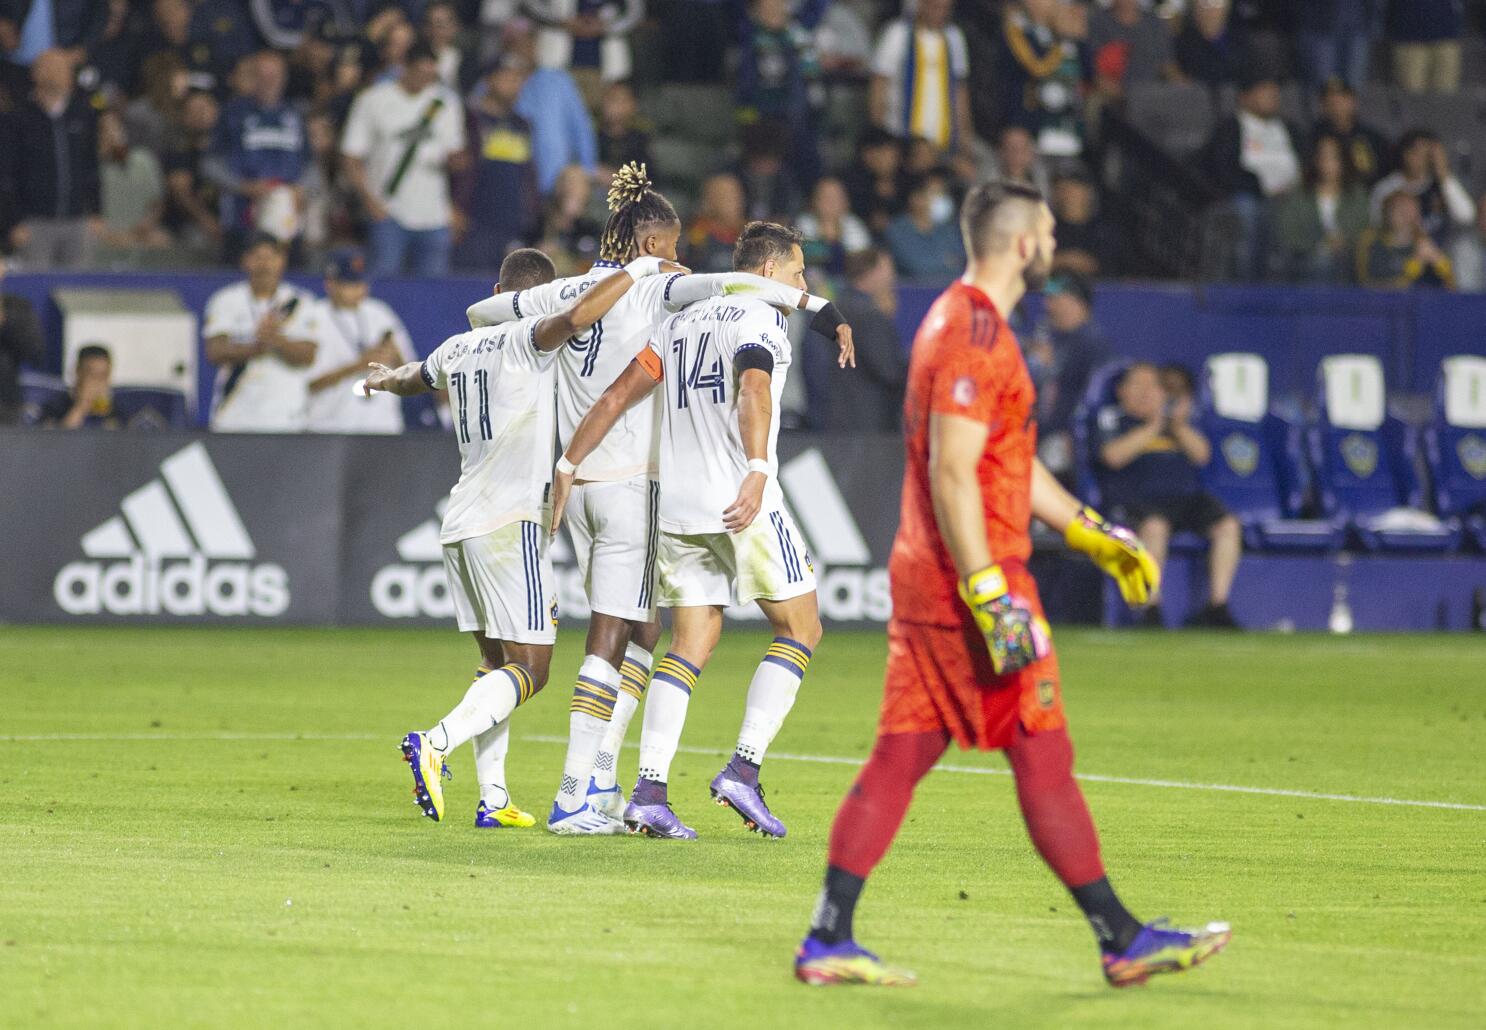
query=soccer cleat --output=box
[400,731,449,821]
[1101,918,1232,988]
[546,801,625,835]
[475,800,535,829]
[794,936,917,987]
[586,778,627,821]
[710,765,786,838]
[622,800,698,840]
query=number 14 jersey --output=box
[645,297,791,535]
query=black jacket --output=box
[1199,113,1304,199]
[1,92,101,229]
[807,287,907,432]
[0,292,43,424]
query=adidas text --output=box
[54,555,289,617]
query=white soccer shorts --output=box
[657,505,816,609]
[566,475,660,622]
[442,520,557,644]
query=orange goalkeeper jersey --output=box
[889,280,1037,626]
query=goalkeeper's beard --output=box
[1023,241,1054,292]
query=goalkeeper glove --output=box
[1064,506,1161,606]
[958,564,1050,676]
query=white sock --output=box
[473,720,511,810]
[636,652,698,783]
[735,637,812,765]
[426,663,536,754]
[593,643,653,791]
[555,656,620,812]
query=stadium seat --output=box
[1125,81,1215,159]
[111,387,189,429]
[18,370,68,426]
[1424,355,1486,551]
[1309,355,1460,552]
[1199,353,1341,551]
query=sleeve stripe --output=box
[419,361,436,389]
[662,273,683,306]
[511,292,523,319]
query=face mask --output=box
[929,193,954,225]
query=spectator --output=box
[305,248,411,434]
[538,163,602,273]
[455,53,539,273]
[1200,73,1302,280]
[734,120,801,222]
[1369,131,1475,246]
[1089,0,1175,94]
[1448,193,1486,292]
[1050,172,1117,277]
[1313,78,1389,186]
[738,0,821,188]
[96,109,169,262]
[814,0,873,77]
[0,259,44,425]
[842,127,906,235]
[1174,0,1242,88]
[796,176,870,277]
[123,51,188,157]
[423,1,466,90]
[807,247,906,431]
[884,171,965,283]
[521,0,644,110]
[870,0,974,165]
[138,0,228,94]
[508,23,598,194]
[1387,0,1461,94]
[341,43,467,277]
[684,172,746,272]
[1273,135,1370,284]
[987,124,1052,199]
[39,344,120,429]
[206,50,309,259]
[1356,190,1454,289]
[162,90,223,259]
[203,232,319,432]
[994,0,1088,158]
[1027,270,1110,478]
[1296,0,1376,90]
[3,49,100,270]
[596,80,652,178]
[1097,362,1241,628]
[299,111,348,260]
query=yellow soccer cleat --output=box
[400,732,448,821]
[476,800,536,829]
[794,937,917,987]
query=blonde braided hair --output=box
[599,161,679,262]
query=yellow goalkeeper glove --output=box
[1064,506,1161,606]
[958,564,1050,675]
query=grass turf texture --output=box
[2,627,1484,1029]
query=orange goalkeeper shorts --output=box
[878,564,1065,751]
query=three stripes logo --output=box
[53,442,290,617]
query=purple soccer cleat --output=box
[622,777,697,839]
[1101,918,1232,988]
[794,936,917,987]
[710,756,785,838]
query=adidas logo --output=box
[53,442,290,617]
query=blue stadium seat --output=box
[1199,353,1341,552]
[111,387,189,429]
[18,370,68,426]
[1308,355,1460,553]
[402,392,445,431]
[1424,355,1486,551]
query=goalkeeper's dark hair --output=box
[599,162,680,262]
[498,247,557,291]
[732,221,803,272]
[960,179,1046,260]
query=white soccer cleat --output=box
[586,778,627,821]
[546,801,626,835]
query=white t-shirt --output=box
[421,318,557,545]
[204,280,319,433]
[305,296,411,434]
[340,80,466,230]
[647,297,791,535]
[1237,110,1300,198]
[871,20,969,150]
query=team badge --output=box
[804,549,815,574]
[550,600,560,626]
[1036,678,1057,709]
[1458,433,1486,480]
[1340,433,1378,479]
[1220,433,1260,477]
[952,376,976,407]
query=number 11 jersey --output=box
[420,317,556,545]
[645,297,792,535]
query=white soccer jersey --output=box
[204,280,319,433]
[647,297,791,535]
[421,317,557,545]
[305,295,411,434]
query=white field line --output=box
[2,731,1482,813]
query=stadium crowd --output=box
[0,0,1483,290]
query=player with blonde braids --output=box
[466,163,856,835]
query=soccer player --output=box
[792,182,1232,988]
[551,221,847,841]
[361,247,678,829]
[465,165,852,835]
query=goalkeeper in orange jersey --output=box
[793,180,1231,990]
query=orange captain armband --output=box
[635,346,663,381]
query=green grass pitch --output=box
[2,626,1484,1028]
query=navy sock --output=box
[727,753,760,786]
[632,776,667,806]
[809,865,865,945]
[1070,877,1142,952]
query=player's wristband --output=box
[556,455,577,476]
[1063,506,1107,551]
[746,458,772,478]
[808,301,846,339]
[961,563,1010,607]
[624,256,663,280]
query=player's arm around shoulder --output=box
[533,257,685,352]
[466,278,564,328]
